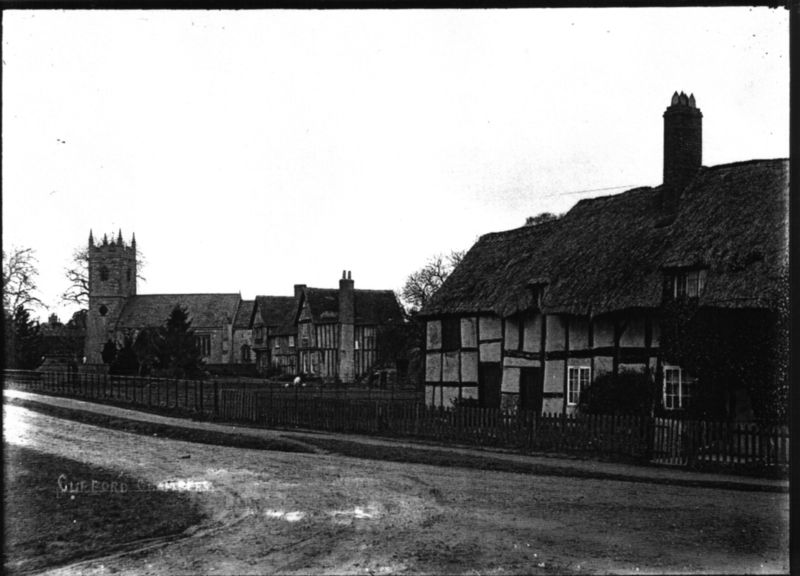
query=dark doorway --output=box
[478,363,502,408]
[519,367,543,413]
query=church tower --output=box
[84,230,137,366]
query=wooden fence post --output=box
[213,380,219,417]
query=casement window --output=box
[241,344,251,363]
[441,317,461,351]
[274,339,280,349]
[663,366,695,410]
[288,335,295,348]
[567,366,590,406]
[354,340,360,350]
[363,336,375,350]
[666,269,707,300]
[195,334,212,357]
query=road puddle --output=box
[265,509,306,522]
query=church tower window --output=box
[100,266,109,281]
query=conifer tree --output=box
[12,306,43,369]
[161,305,203,378]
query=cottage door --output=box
[519,367,543,413]
[478,363,502,409]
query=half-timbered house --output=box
[420,93,788,418]
[295,272,404,381]
[251,294,298,375]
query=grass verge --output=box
[288,435,789,493]
[4,397,315,454]
[3,443,203,575]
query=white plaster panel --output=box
[442,351,460,382]
[461,351,478,383]
[425,353,442,382]
[462,386,478,400]
[593,317,615,348]
[619,363,647,374]
[570,316,590,350]
[593,356,613,378]
[523,314,542,352]
[542,397,562,415]
[479,342,502,363]
[479,315,502,341]
[503,356,540,368]
[504,318,520,350]
[460,317,477,349]
[544,360,564,393]
[426,320,442,350]
[501,367,520,393]
[441,385,460,408]
[545,315,566,351]
[620,316,646,348]
[651,320,661,347]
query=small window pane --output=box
[687,271,699,298]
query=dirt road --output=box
[5,403,788,575]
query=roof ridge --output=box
[134,292,240,297]
[702,157,788,171]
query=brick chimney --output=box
[662,91,702,213]
[338,270,355,382]
[293,283,306,300]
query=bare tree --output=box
[400,250,465,312]
[61,244,146,306]
[2,247,43,315]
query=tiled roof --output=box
[116,294,241,329]
[303,287,403,325]
[355,290,404,325]
[234,300,255,329]
[255,296,298,335]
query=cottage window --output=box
[241,344,251,363]
[663,366,695,410]
[441,317,461,351]
[195,334,212,357]
[667,269,707,300]
[288,335,295,348]
[567,366,590,406]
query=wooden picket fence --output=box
[3,369,789,473]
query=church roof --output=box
[421,158,788,318]
[116,294,241,330]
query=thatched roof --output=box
[117,294,241,329]
[422,158,788,318]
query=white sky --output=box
[2,8,789,322]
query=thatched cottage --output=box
[419,93,788,418]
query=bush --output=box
[579,369,655,416]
